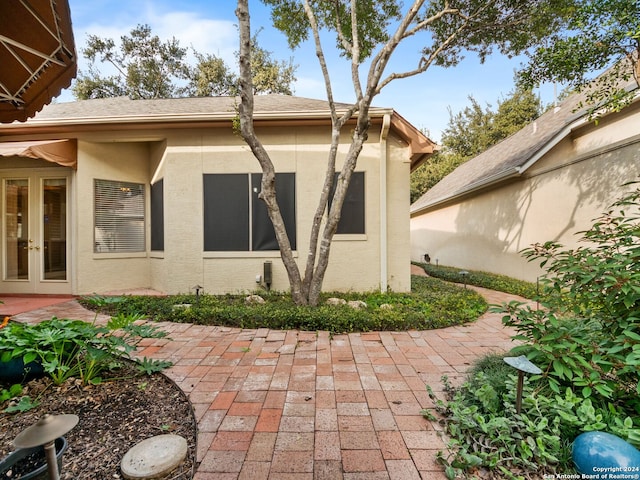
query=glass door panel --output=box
[42,179,67,280]
[2,173,70,294]
[4,179,29,280]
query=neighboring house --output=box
[0,95,435,295]
[410,86,640,282]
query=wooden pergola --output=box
[0,0,77,123]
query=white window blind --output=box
[94,180,145,253]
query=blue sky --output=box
[63,0,555,142]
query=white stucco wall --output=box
[69,120,412,295]
[410,103,640,282]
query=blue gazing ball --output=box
[573,431,640,475]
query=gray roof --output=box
[410,75,638,214]
[23,95,375,123]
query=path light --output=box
[14,414,79,480]
[193,285,203,306]
[503,355,542,413]
[459,270,469,288]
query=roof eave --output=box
[411,91,640,215]
[0,106,396,133]
[410,167,522,215]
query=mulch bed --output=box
[0,363,196,479]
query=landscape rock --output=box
[348,300,368,309]
[326,297,347,306]
[245,294,265,304]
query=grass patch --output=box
[79,275,487,333]
[415,262,538,299]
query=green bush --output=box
[427,361,639,479]
[418,263,538,299]
[501,181,640,412]
[425,182,640,478]
[79,275,487,333]
[0,315,170,387]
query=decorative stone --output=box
[121,434,187,479]
[244,295,265,304]
[573,431,640,475]
[326,297,347,306]
[348,300,367,310]
[172,304,191,310]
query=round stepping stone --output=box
[121,434,187,479]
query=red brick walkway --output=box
[11,270,524,480]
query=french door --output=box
[1,171,71,294]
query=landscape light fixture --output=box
[13,413,79,480]
[459,270,469,288]
[193,285,203,306]
[503,355,542,413]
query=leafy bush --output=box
[0,315,170,386]
[427,363,640,479]
[79,275,487,333]
[500,181,640,412]
[418,263,538,298]
[425,182,640,478]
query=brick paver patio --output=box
[11,269,525,479]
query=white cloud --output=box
[149,12,237,65]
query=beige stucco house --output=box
[0,95,435,296]
[410,87,639,282]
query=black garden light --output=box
[459,270,469,288]
[13,414,79,480]
[193,285,203,306]
[503,355,542,414]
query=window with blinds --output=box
[94,179,145,253]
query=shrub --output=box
[427,361,640,479]
[0,315,170,386]
[426,182,640,478]
[500,181,640,412]
[79,275,487,333]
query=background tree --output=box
[73,24,190,99]
[185,34,297,96]
[411,87,542,202]
[518,0,640,117]
[73,25,297,99]
[236,0,573,306]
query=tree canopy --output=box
[72,24,297,100]
[236,0,574,305]
[410,88,542,202]
[517,0,640,116]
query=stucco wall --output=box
[74,141,152,294]
[410,104,640,282]
[71,120,412,295]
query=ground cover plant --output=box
[79,275,487,333]
[424,182,640,479]
[417,262,538,299]
[0,314,170,388]
[0,314,192,479]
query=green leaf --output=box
[623,330,640,342]
[5,396,39,413]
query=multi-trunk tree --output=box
[235,0,575,306]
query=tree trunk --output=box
[236,0,307,305]
[236,0,376,306]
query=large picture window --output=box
[331,171,365,234]
[203,173,296,251]
[94,180,145,253]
